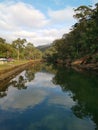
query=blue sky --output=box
[0,0,98,46]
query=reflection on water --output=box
[52,65,98,130]
[0,63,98,130]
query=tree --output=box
[0,37,6,43]
[44,3,98,63]
[24,43,35,59]
[12,38,27,60]
[73,5,92,21]
[0,37,17,58]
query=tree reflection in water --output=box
[0,63,42,98]
[11,75,27,90]
[52,65,98,130]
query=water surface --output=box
[0,63,98,130]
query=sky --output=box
[0,0,98,46]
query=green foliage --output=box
[0,37,42,60]
[0,38,17,58]
[43,46,57,62]
[44,3,98,63]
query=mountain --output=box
[36,44,51,52]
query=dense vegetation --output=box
[0,38,42,60]
[43,3,98,65]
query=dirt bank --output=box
[0,61,35,82]
[71,57,98,73]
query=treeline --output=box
[43,3,98,64]
[0,38,42,60]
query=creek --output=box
[0,63,98,130]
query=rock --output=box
[71,59,83,65]
[71,56,92,66]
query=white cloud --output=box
[22,28,70,46]
[92,0,98,5]
[0,28,70,46]
[0,1,75,46]
[48,6,75,24]
[13,31,38,38]
[27,28,70,46]
[0,2,48,30]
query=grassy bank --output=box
[0,60,30,71]
[0,59,41,72]
[0,59,41,82]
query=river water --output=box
[0,63,98,130]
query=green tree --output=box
[44,3,98,63]
[12,38,27,60]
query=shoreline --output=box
[0,60,41,83]
[55,58,98,73]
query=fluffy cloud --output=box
[0,1,75,46]
[91,0,98,5]
[48,6,75,24]
[19,28,70,46]
[0,2,48,30]
[13,31,38,38]
[0,27,70,46]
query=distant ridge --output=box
[37,44,51,52]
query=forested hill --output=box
[43,3,98,70]
[37,44,51,52]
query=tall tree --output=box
[12,38,27,60]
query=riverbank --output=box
[71,56,98,72]
[55,55,98,73]
[0,60,41,82]
[0,60,30,71]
